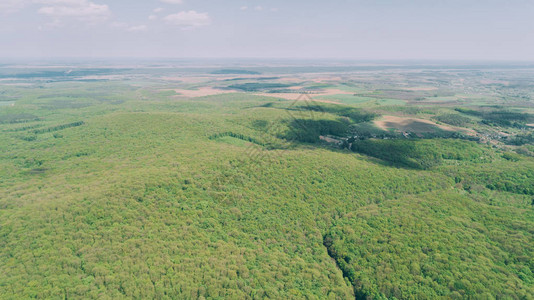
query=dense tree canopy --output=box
[0,80,532,299]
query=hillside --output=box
[0,67,533,299]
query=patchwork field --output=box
[375,115,458,133]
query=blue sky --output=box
[1,0,533,60]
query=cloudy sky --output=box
[1,0,533,60]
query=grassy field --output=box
[0,63,533,299]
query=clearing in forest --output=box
[374,115,456,133]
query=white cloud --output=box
[38,18,63,30]
[37,0,110,22]
[148,15,158,20]
[0,0,29,14]
[160,0,183,4]
[127,25,147,32]
[240,5,277,13]
[153,7,163,13]
[35,0,89,4]
[164,10,211,29]
[111,22,147,32]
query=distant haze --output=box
[1,0,533,61]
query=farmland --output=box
[0,61,533,299]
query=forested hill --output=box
[0,80,533,299]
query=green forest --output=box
[0,68,533,300]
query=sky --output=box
[1,0,533,60]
